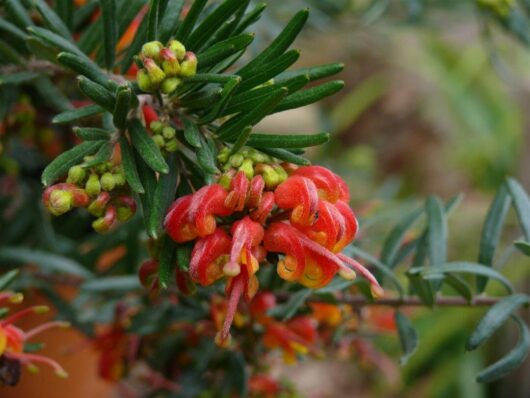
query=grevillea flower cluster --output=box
[42,159,136,233]
[163,153,383,345]
[0,291,69,383]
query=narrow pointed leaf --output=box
[53,104,104,124]
[395,311,419,365]
[99,0,118,68]
[174,0,207,43]
[74,127,112,141]
[129,119,169,174]
[183,118,202,148]
[57,52,111,89]
[233,2,267,35]
[274,80,344,113]
[158,235,177,288]
[246,133,329,149]
[267,289,312,321]
[159,0,185,43]
[0,269,19,290]
[197,33,254,69]
[55,0,74,30]
[514,240,530,256]
[119,135,144,193]
[198,76,241,124]
[4,0,33,28]
[259,148,310,166]
[81,276,141,292]
[34,0,72,40]
[148,153,178,238]
[275,63,344,84]
[78,76,116,112]
[506,178,530,241]
[228,126,252,156]
[113,87,132,130]
[445,274,473,302]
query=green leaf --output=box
[267,289,312,321]
[477,183,511,292]
[380,207,423,268]
[410,262,514,294]
[158,0,184,43]
[228,126,252,156]
[41,140,105,185]
[74,127,111,141]
[217,87,288,140]
[99,0,118,68]
[4,0,33,29]
[57,52,111,89]
[467,294,530,351]
[245,132,329,149]
[128,119,169,174]
[34,0,72,40]
[197,33,254,69]
[148,153,178,238]
[0,247,92,278]
[426,196,447,291]
[119,135,144,193]
[274,80,344,113]
[146,0,164,41]
[237,49,300,93]
[174,0,207,43]
[77,76,116,112]
[182,118,202,148]
[53,104,104,124]
[184,73,239,84]
[506,178,530,241]
[275,63,344,84]
[514,240,530,256]
[0,18,28,41]
[0,72,40,86]
[28,26,85,58]
[55,0,74,30]
[197,136,219,174]
[134,148,158,226]
[395,311,419,365]
[113,87,132,130]
[444,274,473,303]
[0,269,19,290]
[158,235,177,288]
[198,76,241,124]
[259,148,310,166]
[81,276,141,292]
[83,141,113,167]
[476,315,530,383]
[237,8,309,76]
[33,76,73,112]
[176,243,192,271]
[233,2,266,35]
[186,0,243,52]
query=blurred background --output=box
[2,0,530,397]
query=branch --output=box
[0,59,64,75]
[276,293,502,307]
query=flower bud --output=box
[87,192,111,217]
[66,165,86,185]
[217,147,230,163]
[47,190,74,216]
[113,172,126,187]
[238,158,254,179]
[229,154,244,167]
[150,121,164,134]
[137,69,155,93]
[162,126,176,140]
[100,172,116,191]
[168,40,186,61]
[160,48,181,76]
[218,171,235,190]
[256,164,280,189]
[165,137,179,152]
[85,174,101,196]
[273,164,288,182]
[180,52,198,77]
[92,206,117,233]
[247,149,269,163]
[141,41,163,62]
[160,77,182,94]
[153,134,166,148]
[115,196,136,221]
[143,58,166,86]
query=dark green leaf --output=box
[99,0,118,68]
[514,240,530,256]
[228,126,252,156]
[158,235,177,288]
[148,153,178,238]
[119,136,144,193]
[0,72,40,86]
[77,76,116,112]
[34,0,72,40]
[128,119,169,174]
[267,289,312,321]
[182,118,202,148]
[134,148,158,226]
[0,18,27,41]
[176,243,192,271]
[0,247,92,278]
[74,127,112,141]
[81,276,141,292]
[197,33,254,69]
[0,269,19,290]
[395,311,419,365]
[55,0,74,30]
[259,148,309,166]
[476,315,530,383]
[53,104,103,124]
[4,0,33,29]
[41,140,105,185]
[445,274,473,302]
[146,0,163,41]
[33,76,72,112]
[274,80,344,113]
[158,0,184,43]
[57,52,111,89]
[113,87,132,130]
[275,63,344,84]
[174,0,207,43]
[477,183,511,292]
[198,76,241,124]
[28,26,85,58]
[184,73,239,84]
[83,142,113,167]
[197,137,219,174]
[237,9,308,76]
[246,132,329,149]
[233,2,266,35]
[467,294,530,350]
[506,178,530,241]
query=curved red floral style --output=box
[163,162,383,345]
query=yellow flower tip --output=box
[9,293,24,304]
[371,285,384,299]
[214,332,231,348]
[33,306,50,314]
[222,262,241,277]
[27,364,40,374]
[55,369,69,379]
[58,321,71,328]
[338,267,356,281]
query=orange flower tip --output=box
[222,262,240,277]
[214,331,231,348]
[55,369,69,379]
[27,364,40,374]
[371,285,384,298]
[9,293,24,304]
[33,306,50,314]
[338,267,356,281]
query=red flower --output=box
[164,184,232,242]
[189,228,231,286]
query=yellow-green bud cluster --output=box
[477,0,514,16]
[137,40,198,94]
[217,147,288,189]
[150,121,179,152]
